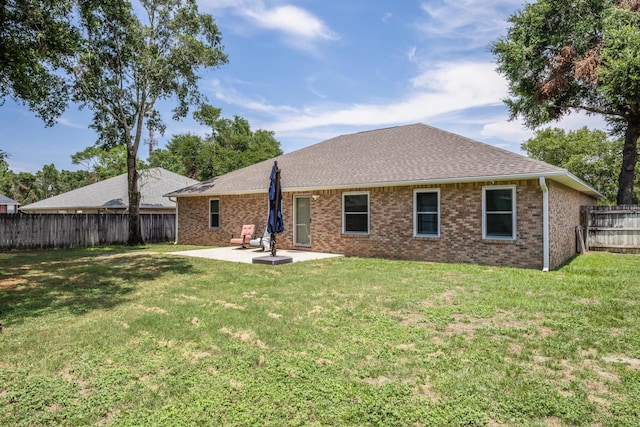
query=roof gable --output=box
[167,123,600,198]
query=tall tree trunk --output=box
[127,146,144,245]
[617,119,640,205]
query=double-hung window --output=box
[209,199,220,228]
[414,189,439,237]
[343,192,369,234]
[483,186,515,240]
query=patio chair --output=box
[250,230,271,252]
[230,224,256,249]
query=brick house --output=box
[166,124,600,270]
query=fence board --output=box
[580,205,640,253]
[0,214,175,250]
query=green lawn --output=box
[1,246,639,426]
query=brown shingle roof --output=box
[167,123,600,197]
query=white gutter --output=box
[169,196,178,244]
[539,177,550,272]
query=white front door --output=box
[294,196,311,246]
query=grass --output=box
[1,245,639,426]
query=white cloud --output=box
[480,111,611,149]
[210,79,298,115]
[200,0,339,52]
[57,116,89,130]
[418,0,522,49]
[242,5,338,41]
[213,60,508,134]
[406,46,417,63]
[481,118,533,143]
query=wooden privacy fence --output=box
[0,214,176,250]
[580,205,640,254]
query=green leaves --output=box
[148,107,283,180]
[521,127,635,203]
[600,6,640,113]
[0,0,78,125]
[70,0,228,150]
[493,0,640,203]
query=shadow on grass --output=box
[0,248,194,327]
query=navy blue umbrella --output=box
[267,161,283,256]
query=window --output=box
[343,192,369,234]
[414,190,439,237]
[209,199,220,228]
[483,186,515,239]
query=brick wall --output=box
[177,194,271,246]
[176,179,593,269]
[547,180,597,269]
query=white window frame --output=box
[482,185,516,240]
[414,189,440,237]
[209,198,220,229]
[342,192,370,235]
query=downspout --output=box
[539,177,549,272]
[169,197,178,244]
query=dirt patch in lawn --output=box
[182,351,212,362]
[219,327,268,349]
[136,305,168,315]
[602,355,640,368]
[215,300,245,310]
[0,277,27,290]
[420,287,464,308]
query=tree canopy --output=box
[148,107,283,181]
[71,145,128,181]
[66,0,227,244]
[521,127,639,203]
[493,0,640,204]
[0,0,78,125]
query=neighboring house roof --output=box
[166,123,601,199]
[0,194,20,205]
[21,168,198,212]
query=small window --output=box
[483,186,515,240]
[343,192,369,234]
[209,199,220,228]
[414,190,439,237]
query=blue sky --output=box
[1,0,607,173]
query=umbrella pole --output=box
[271,165,281,257]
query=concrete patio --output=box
[168,246,343,264]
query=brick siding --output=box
[548,180,597,269]
[177,178,595,269]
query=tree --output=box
[521,127,639,203]
[66,0,227,245]
[57,169,93,193]
[193,105,283,178]
[0,0,78,125]
[2,171,40,204]
[493,0,640,204]
[148,133,205,179]
[148,107,283,181]
[35,164,60,199]
[71,145,128,181]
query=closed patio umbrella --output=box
[267,161,283,256]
